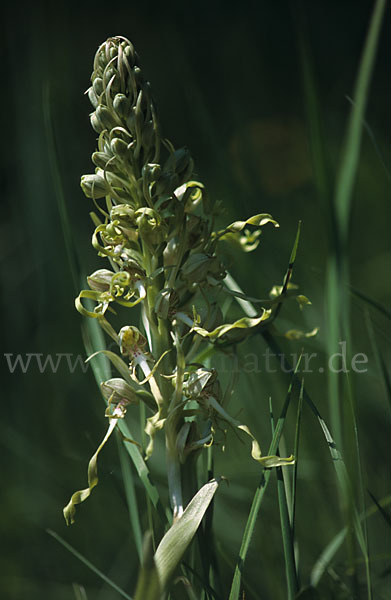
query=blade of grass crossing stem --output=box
[270,398,299,599]
[229,359,301,600]
[47,529,133,600]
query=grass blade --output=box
[352,286,391,322]
[262,332,372,592]
[326,3,385,596]
[310,494,391,587]
[364,309,391,408]
[229,361,300,600]
[47,529,133,600]
[42,83,80,295]
[270,398,299,599]
[334,0,386,238]
[291,379,304,543]
[367,490,391,529]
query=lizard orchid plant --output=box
[63,35,302,595]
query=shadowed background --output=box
[2,1,390,598]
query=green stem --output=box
[166,443,183,520]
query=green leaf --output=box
[87,350,137,389]
[288,220,301,266]
[270,399,299,599]
[154,478,221,591]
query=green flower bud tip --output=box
[95,105,119,131]
[113,93,131,119]
[142,163,161,183]
[80,172,108,199]
[101,378,138,405]
[110,137,129,157]
[87,269,114,291]
[92,77,103,96]
[92,151,111,170]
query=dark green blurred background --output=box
[2,1,390,598]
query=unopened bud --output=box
[88,87,99,109]
[101,377,138,404]
[81,172,108,199]
[142,163,161,183]
[95,105,118,131]
[123,43,137,67]
[110,137,129,157]
[87,269,114,292]
[92,151,112,170]
[92,77,104,96]
[113,93,131,120]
